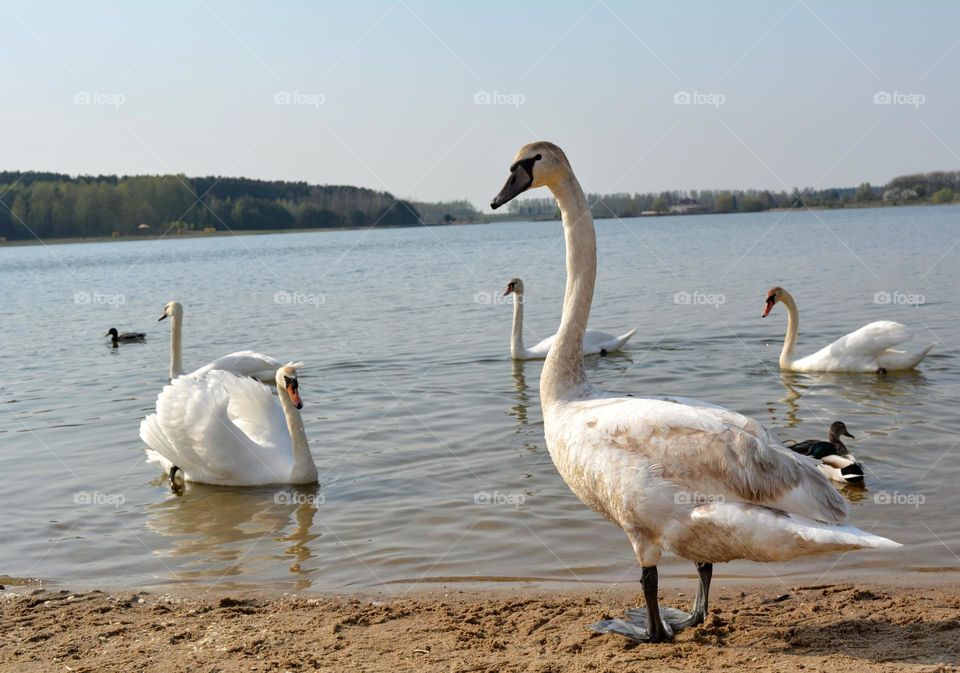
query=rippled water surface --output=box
[2,205,958,591]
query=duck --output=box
[139,364,318,486]
[762,286,933,372]
[788,421,864,485]
[105,328,145,345]
[158,300,289,382]
[489,141,899,643]
[503,277,635,359]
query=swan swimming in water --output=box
[490,141,899,643]
[762,286,933,373]
[788,421,864,485]
[140,364,318,486]
[503,277,635,359]
[158,300,289,381]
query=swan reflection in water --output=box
[775,369,930,422]
[144,480,322,589]
[510,359,531,427]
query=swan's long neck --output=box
[779,291,800,368]
[510,291,526,359]
[279,389,317,484]
[169,314,184,380]
[541,172,595,405]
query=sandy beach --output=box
[2,580,958,672]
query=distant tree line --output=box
[505,169,957,219]
[0,172,422,241]
[410,199,484,225]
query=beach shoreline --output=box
[3,580,958,672]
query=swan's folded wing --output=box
[156,371,291,483]
[583,397,848,523]
[188,350,285,380]
[829,321,912,357]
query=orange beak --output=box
[762,297,775,318]
[286,384,303,409]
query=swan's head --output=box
[105,328,119,339]
[761,286,785,318]
[503,277,524,296]
[159,301,183,322]
[490,141,571,209]
[277,365,303,410]
[828,421,854,442]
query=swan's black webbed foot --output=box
[592,562,712,642]
[877,367,888,375]
[170,466,185,494]
[600,348,608,356]
[591,606,688,641]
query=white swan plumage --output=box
[490,141,898,643]
[762,287,933,372]
[503,277,635,360]
[159,300,288,381]
[140,364,318,486]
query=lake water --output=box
[1,204,958,593]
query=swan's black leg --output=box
[589,565,675,642]
[169,466,185,494]
[668,562,712,630]
[600,348,608,356]
[590,563,713,641]
[642,566,671,642]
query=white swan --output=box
[504,277,635,360]
[490,141,899,643]
[140,364,318,486]
[762,287,933,373]
[159,301,287,381]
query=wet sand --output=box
[2,581,958,672]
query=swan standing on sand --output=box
[159,301,287,381]
[490,141,898,643]
[762,287,933,373]
[788,421,864,485]
[504,277,635,359]
[140,364,318,486]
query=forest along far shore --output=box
[0,168,957,244]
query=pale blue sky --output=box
[2,1,958,209]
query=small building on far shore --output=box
[669,198,708,215]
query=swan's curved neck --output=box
[510,291,527,359]
[779,291,799,368]
[169,314,184,380]
[279,388,317,484]
[541,172,594,404]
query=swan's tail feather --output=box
[140,414,175,474]
[678,503,900,563]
